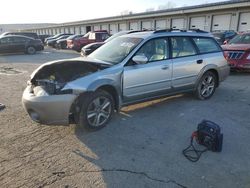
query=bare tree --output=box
[120,10,133,15]
[145,7,155,12]
[158,2,176,10]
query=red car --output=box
[222,32,250,70]
[67,30,110,52]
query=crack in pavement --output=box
[41,168,187,188]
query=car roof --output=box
[123,30,213,39]
[0,35,34,40]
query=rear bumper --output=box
[229,63,250,70]
[22,86,77,125]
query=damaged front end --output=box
[22,59,109,125]
[29,60,107,96]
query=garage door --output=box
[119,23,127,31]
[171,18,185,29]
[101,24,108,31]
[190,17,206,30]
[142,21,152,30]
[212,14,231,31]
[238,12,250,32]
[155,20,167,29]
[110,24,118,34]
[80,26,86,34]
[75,27,80,34]
[70,27,75,34]
[130,22,139,30]
[93,25,100,31]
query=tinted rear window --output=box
[193,37,221,53]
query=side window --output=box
[193,37,221,53]
[135,38,169,62]
[0,37,13,44]
[171,37,197,58]
[13,37,28,43]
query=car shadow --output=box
[71,93,197,187]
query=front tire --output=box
[26,46,36,54]
[195,71,217,100]
[78,90,114,131]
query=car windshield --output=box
[89,36,143,64]
[229,34,250,44]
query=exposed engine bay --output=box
[29,60,108,95]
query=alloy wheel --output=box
[200,75,215,98]
[87,96,112,127]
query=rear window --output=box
[193,37,221,53]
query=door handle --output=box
[161,65,169,70]
[197,59,203,64]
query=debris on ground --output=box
[0,103,5,111]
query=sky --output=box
[0,0,228,24]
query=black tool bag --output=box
[197,120,223,152]
[183,120,223,162]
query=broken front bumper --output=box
[22,85,77,125]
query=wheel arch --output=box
[196,65,220,88]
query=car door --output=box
[12,37,27,52]
[123,38,173,102]
[0,37,14,53]
[170,36,203,89]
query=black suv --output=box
[1,32,39,39]
[0,35,44,54]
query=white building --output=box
[24,0,250,35]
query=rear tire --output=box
[77,90,114,131]
[26,46,36,55]
[195,71,217,100]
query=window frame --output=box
[169,36,199,59]
[191,36,222,55]
[126,37,170,66]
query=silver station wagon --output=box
[22,30,230,131]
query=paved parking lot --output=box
[0,48,250,188]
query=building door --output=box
[190,17,206,30]
[171,18,185,29]
[212,14,231,31]
[238,12,250,32]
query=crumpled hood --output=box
[30,57,111,84]
[222,44,250,51]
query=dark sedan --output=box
[55,34,83,49]
[47,34,73,47]
[212,31,237,45]
[0,35,44,54]
[44,33,72,43]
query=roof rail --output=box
[153,28,208,33]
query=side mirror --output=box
[132,55,148,65]
[223,40,228,45]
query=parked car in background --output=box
[0,35,44,54]
[68,30,109,52]
[47,34,73,47]
[44,33,72,43]
[81,30,139,56]
[56,34,83,49]
[1,32,39,39]
[22,30,229,131]
[212,31,237,45]
[38,34,51,44]
[222,32,250,70]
